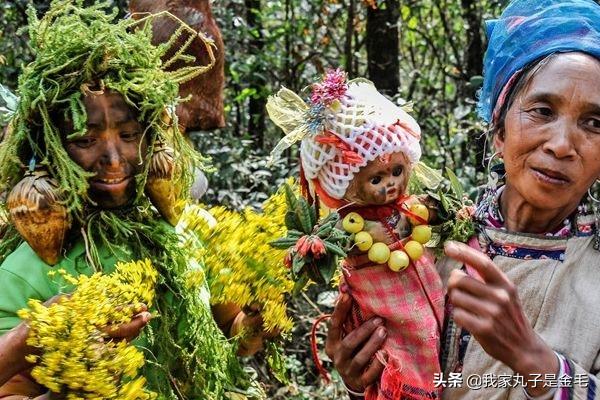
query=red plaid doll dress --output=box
[340,208,445,400]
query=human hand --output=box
[103,303,152,342]
[324,293,387,393]
[229,304,281,357]
[444,241,558,396]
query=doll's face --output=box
[344,152,411,205]
[64,90,147,209]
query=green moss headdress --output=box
[0,1,263,398]
[0,0,211,216]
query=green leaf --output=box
[321,212,340,225]
[292,274,310,296]
[446,167,464,199]
[269,238,298,249]
[283,183,298,211]
[401,5,411,20]
[309,202,318,227]
[324,241,347,258]
[296,198,314,234]
[284,211,301,231]
[319,257,337,285]
[266,341,290,384]
[292,253,306,275]
[408,16,418,29]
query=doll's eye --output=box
[392,166,403,177]
[371,176,382,185]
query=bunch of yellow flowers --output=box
[18,259,158,400]
[178,185,294,335]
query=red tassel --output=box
[341,150,364,165]
[310,314,332,383]
[315,135,342,145]
[398,204,428,225]
[315,131,363,165]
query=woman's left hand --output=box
[444,241,558,396]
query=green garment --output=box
[0,226,256,399]
[0,240,126,334]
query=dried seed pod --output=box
[146,141,182,225]
[7,169,70,265]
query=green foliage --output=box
[190,130,295,210]
[0,0,206,221]
[271,184,349,288]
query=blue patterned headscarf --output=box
[478,0,600,123]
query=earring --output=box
[7,165,70,265]
[145,140,182,226]
[588,179,600,250]
[485,151,504,189]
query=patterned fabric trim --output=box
[475,182,598,262]
[487,242,566,261]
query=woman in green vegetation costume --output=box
[0,1,262,398]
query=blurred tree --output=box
[245,0,267,147]
[366,0,400,96]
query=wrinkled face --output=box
[496,53,600,213]
[344,152,410,205]
[65,91,147,209]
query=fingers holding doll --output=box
[325,293,387,392]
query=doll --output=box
[268,69,444,400]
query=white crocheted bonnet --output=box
[301,80,421,200]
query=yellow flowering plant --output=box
[18,259,158,400]
[177,184,295,383]
[178,187,294,335]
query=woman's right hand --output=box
[325,293,388,393]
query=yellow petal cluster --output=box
[18,259,158,399]
[179,185,294,334]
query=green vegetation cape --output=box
[0,1,263,398]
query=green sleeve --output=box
[0,243,57,334]
[0,241,91,335]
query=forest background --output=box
[0,0,548,398]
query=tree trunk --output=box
[461,0,487,172]
[344,0,355,76]
[366,0,400,96]
[245,0,266,147]
[461,0,483,81]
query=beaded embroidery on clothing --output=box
[473,172,595,261]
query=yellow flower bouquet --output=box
[18,259,158,400]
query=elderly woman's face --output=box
[497,53,600,211]
[65,91,147,209]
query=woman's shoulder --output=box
[0,241,52,279]
[0,240,89,296]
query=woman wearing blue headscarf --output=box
[326,0,600,399]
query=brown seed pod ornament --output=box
[145,141,182,225]
[7,169,70,265]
